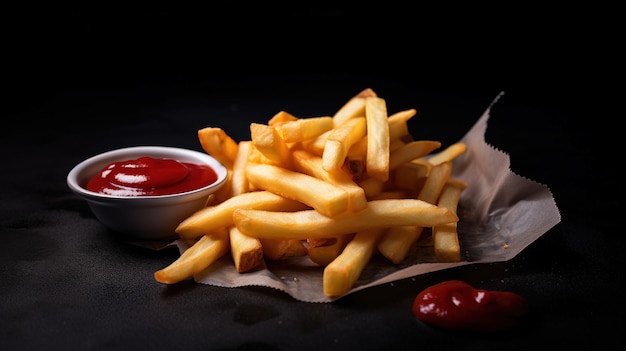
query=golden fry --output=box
[388,140,442,170]
[250,123,293,169]
[233,199,458,240]
[229,226,264,273]
[332,88,377,127]
[277,116,334,143]
[322,117,367,172]
[245,162,350,217]
[365,97,390,182]
[154,228,230,284]
[433,178,467,262]
[268,110,298,127]
[323,228,386,296]
[426,142,467,165]
[197,127,239,169]
[230,140,252,197]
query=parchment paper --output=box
[171,91,562,303]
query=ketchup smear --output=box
[413,280,528,333]
[87,156,218,196]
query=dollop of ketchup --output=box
[87,156,218,196]
[412,280,528,333]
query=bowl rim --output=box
[67,145,228,201]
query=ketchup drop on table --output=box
[87,156,218,196]
[412,280,529,333]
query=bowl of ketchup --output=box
[67,146,228,240]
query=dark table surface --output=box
[2,6,622,350]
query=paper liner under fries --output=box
[169,91,561,303]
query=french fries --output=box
[155,88,468,298]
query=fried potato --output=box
[229,226,264,273]
[426,142,467,166]
[323,227,386,296]
[176,190,309,240]
[388,109,416,142]
[332,88,377,127]
[250,123,293,169]
[388,140,442,170]
[154,228,230,284]
[322,116,367,172]
[277,116,334,143]
[233,199,458,240]
[245,162,350,217]
[197,127,239,169]
[268,110,298,127]
[365,97,390,182]
[433,178,467,262]
[230,140,253,197]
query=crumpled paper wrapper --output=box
[168,92,561,303]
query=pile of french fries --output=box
[154,88,468,297]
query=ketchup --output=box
[86,156,218,196]
[412,280,528,333]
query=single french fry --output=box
[250,123,293,169]
[388,140,442,170]
[426,142,467,166]
[230,140,252,197]
[292,149,368,212]
[277,116,334,143]
[323,227,386,296]
[268,110,298,127]
[176,190,309,240]
[332,88,377,127]
[154,228,230,284]
[388,109,416,142]
[197,127,239,169]
[245,162,350,217]
[233,199,458,240]
[229,226,264,273]
[365,97,390,182]
[322,117,367,172]
[260,238,308,260]
[417,161,452,204]
[433,178,467,262]
[307,233,355,266]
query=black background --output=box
[2,4,622,350]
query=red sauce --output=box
[412,280,528,333]
[86,156,218,196]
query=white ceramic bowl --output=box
[67,146,228,241]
